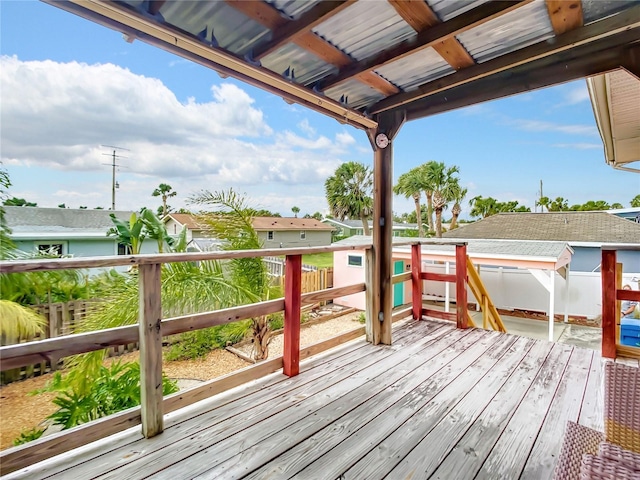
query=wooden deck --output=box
[8,318,633,480]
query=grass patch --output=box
[302,252,333,268]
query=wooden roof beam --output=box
[388,0,474,70]
[226,0,397,95]
[402,34,639,121]
[545,0,583,35]
[254,0,356,60]
[370,5,640,114]
[321,0,533,91]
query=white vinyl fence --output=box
[422,262,640,319]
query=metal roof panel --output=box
[375,47,454,91]
[269,0,321,19]
[427,0,491,22]
[262,43,338,86]
[456,0,554,64]
[324,78,386,110]
[313,0,416,62]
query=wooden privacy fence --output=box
[0,241,468,474]
[279,268,333,294]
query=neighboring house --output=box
[442,212,640,273]
[607,207,640,223]
[253,217,334,248]
[322,218,420,238]
[164,214,334,249]
[4,206,156,257]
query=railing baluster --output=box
[411,243,422,321]
[139,263,164,437]
[284,254,302,377]
[455,244,468,329]
[601,249,617,359]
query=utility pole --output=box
[101,145,129,210]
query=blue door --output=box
[393,260,404,307]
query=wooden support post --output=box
[601,249,617,359]
[365,248,376,343]
[563,263,571,323]
[455,244,468,329]
[615,262,623,346]
[411,243,423,320]
[138,263,163,437]
[445,262,451,313]
[371,111,405,345]
[283,254,302,376]
[548,270,556,342]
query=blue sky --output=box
[1,1,638,219]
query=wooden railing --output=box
[0,240,470,474]
[601,245,640,359]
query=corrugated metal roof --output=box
[262,43,338,86]
[268,0,320,20]
[324,78,386,111]
[376,47,454,92]
[427,0,491,22]
[582,0,635,25]
[456,0,555,63]
[313,1,416,62]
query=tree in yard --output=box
[631,195,640,208]
[394,167,425,237]
[449,187,468,231]
[469,196,497,219]
[418,162,442,233]
[190,189,280,360]
[536,196,550,212]
[291,206,300,218]
[325,161,373,236]
[425,162,461,238]
[610,202,624,209]
[3,197,37,207]
[548,197,569,211]
[577,200,611,211]
[152,183,177,217]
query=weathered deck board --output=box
[6,319,609,480]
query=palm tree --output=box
[536,196,551,212]
[418,162,441,233]
[631,195,640,208]
[425,162,460,238]
[394,168,424,237]
[469,195,498,218]
[189,188,280,360]
[291,206,300,218]
[152,183,177,218]
[325,162,373,236]
[449,187,468,231]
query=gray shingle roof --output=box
[442,212,640,244]
[4,206,133,237]
[333,235,571,261]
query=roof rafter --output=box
[226,0,398,95]
[403,33,639,121]
[253,0,356,60]
[545,0,583,35]
[371,5,640,114]
[320,0,533,91]
[388,0,474,70]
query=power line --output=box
[101,145,129,210]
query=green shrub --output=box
[358,312,366,324]
[165,320,251,361]
[268,313,284,331]
[44,361,178,430]
[13,427,45,446]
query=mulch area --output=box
[0,311,364,451]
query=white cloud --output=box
[508,118,598,137]
[336,131,356,145]
[297,118,316,137]
[563,85,590,105]
[552,143,602,150]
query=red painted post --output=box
[283,254,302,376]
[455,244,468,329]
[601,249,617,359]
[411,244,423,320]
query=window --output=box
[36,243,65,256]
[300,231,306,240]
[267,231,274,240]
[348,255,363,267]
[118,243,132,255]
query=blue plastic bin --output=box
[620,317,640,347]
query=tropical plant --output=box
[449,187,468,231]
[189,188,281,360]
[152,183,177,218]
[536,196,550,212]
[107,211,146,255]
[291,206,300,218]
[631,195,640,208]
[3,197,37,207]
[470,196,530,218]
[394,168,425,237]
[610,202,624,209]
[418,162,442,233]
[140,208,174,253]
[325,161,373,236]
[548,197,569,211]
[0,300,46,343]
[13,427,46,446]
[42,361,177,430]
[424,162,460,238]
